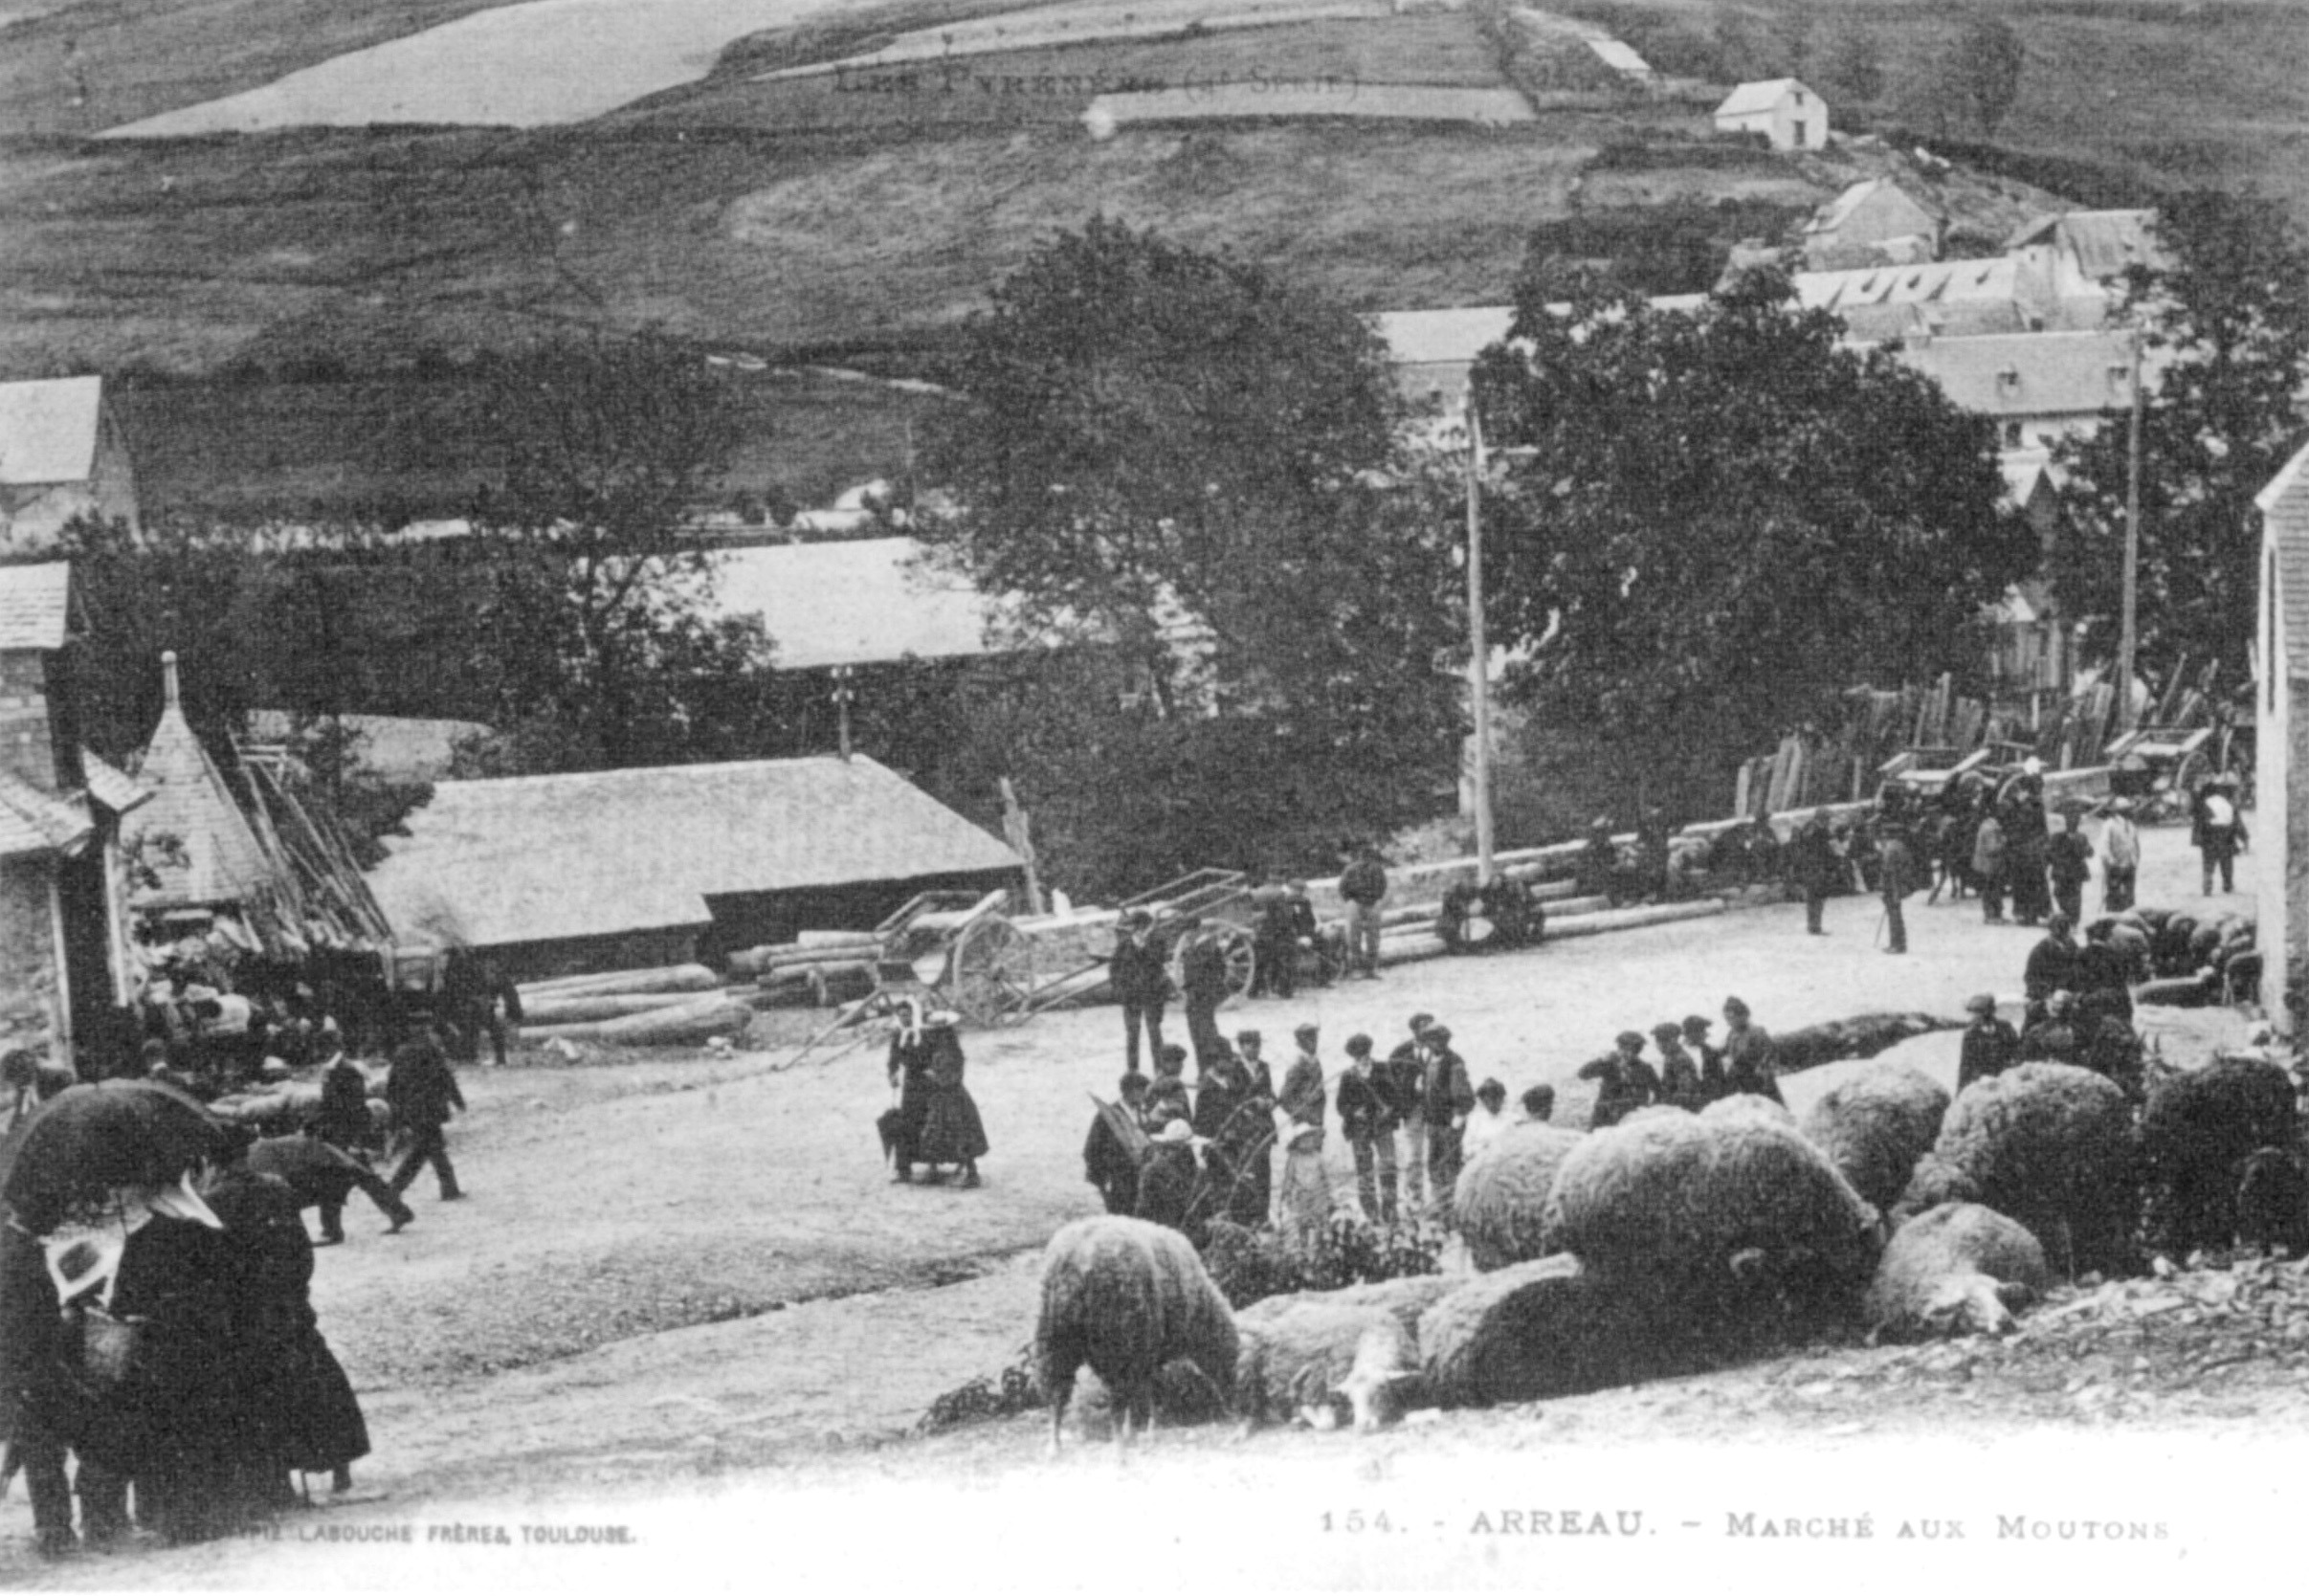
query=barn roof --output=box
[1714,78,1807,118]
[1805,178,1935,238]
[0,378,103,487]
[2007,210,2168,280]
[2257,440,2309,678]
[366,754,1024,951]
[0,562,74,652]
[710,538,1016,670]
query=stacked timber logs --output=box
[517,964,751,1047]
[730,932,885,1009]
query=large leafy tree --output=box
[2053,190,2309,683]
[919,218,1464,887]
[1470,267,2033,812]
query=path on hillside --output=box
[102,0,845,135]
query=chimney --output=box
[162,649,182,711]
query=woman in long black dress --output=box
[911,1012,988,1188]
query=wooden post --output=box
[998,778,1046,916]
[1466,397,1496,885]
[2119,324,2144,735]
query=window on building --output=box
[2003,421,2024,449]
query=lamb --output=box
[1865,1201,2050,1340]
[1032,1215,1238,1452]
[1798,1065,1951,1213]
[2139,1057,2299,1257]
[1232,1300,1423,1432]
[1538,1109,1880,1341]
[1895,1062,2139,1278]
[1416,1253,1650,1408]
[1453,1122,1585,1272]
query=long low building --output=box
[366,754,1026,978]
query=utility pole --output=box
[2118,324,2144,735]
[1466,396,1496,885]
[831,665,855,761]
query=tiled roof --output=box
[0,378,102,487]
[1889,330,2165,419]
[0,769,91,858]
[2007,211,2169,281]
[2256,441,2309,677]
[0,562,73,652]
[366,754,1024,950]
[79,748,151,815]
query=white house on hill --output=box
[0,376,141,554]
[1712,78,1827,151]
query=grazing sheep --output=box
[1700,1093,1796,1128]
[1454,1123,1585,1272]
[2140,1057,2299,1257]
[1538,1110,1880,1339]
[1866,1202,2050,1340]
[1799,1066,1951,1212]
[1234,1275,1460,1342]
[1033,1216,1238,1452]
[1233,1301,1423,1431]
[1417,1253,1650,1408]
[1896,1062,2139,1278]
[2234,1146,2309,1257]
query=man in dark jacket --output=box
[1578,1031,1659,1128]
[2023,915,2080,1022]
[1876,810,1918,956]
[248,1131,414,1243]
[1192,1045,1271,1227]
[1082,1073,1151,1215]
[1178,920,1232,1075]
[1339,845,1388,980]
[1416,1024,1476,1219]
[1108,910,1170,1075]
[1680,1014,1726,1100]
[2047,809,2094,926]
[2019,990,2083,1064]
[1788,813,1842,936]
[1653,1021,1706,1111]
[384,1036,466,1201]
[1385,1014,1435,1210]
[1955,993,2020,1092]
[1334,1033,1398,1225]
[313,1024,375,1153]
[1720,997,1784,1104]
[2074,920,2136,1023]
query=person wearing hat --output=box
[2075,920,2137,1024]
[2018,990,2083,1065]
[1956,993,2020,1092]
[1276,1023,1332,1239]
[1576,818,1619,904]
[2023,915,2080,1024]
[2002,785,2053,926]
[2098,798,2141,914]
[1108,910,1172,1075]
[1334,1033,1400,1225]
[1193,1042,1272,1227]
[1178,918,1232,1076]
[1787,811,1843,937]
[313,1021,377,1156]
[1338,844,1389,980]
[2047,807,2095,927]
[1680,1014,1726,1101]
[1653,1022,1705,1112]
[1463,1076,1512,1160]
[1578,1031,1659,1130]
[1720,998,1783,1104]
[1875,804,1919,956]
[1385,1014,1436,1209]
[2190,774,2246,896]
[1234,1028,1276,1100]
[912,1009,989,1188]
[1414,1024,1475,1210]
[1517,1083,1556,1124]
[1146,1044,1194,1129]
[1135,1118,1212,1239]
[383,1032,466,1203]
[1970,796,2009,924]
[1083,1072,1153,1215]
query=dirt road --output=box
[0,823,2267,1589]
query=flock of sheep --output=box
[1031,1045,2308,1448]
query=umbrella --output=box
[0,1079,228,1237]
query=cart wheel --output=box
[1215,924,1257,1007]
[946,914,1035,1028]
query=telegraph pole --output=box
[1466,396,1496,884]
[2118,325,2144,734]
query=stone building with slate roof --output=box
[2254,442,2309,1032]
[366,753,1025,979]
[0,561,152,1069]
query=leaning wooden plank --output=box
[519,964,721,1001]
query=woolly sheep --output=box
[1033,1215,1238,1452]
[1234,1275,1460,1342]
[2235,1147,2309,1257]
[2140,1057,2299,1257]
[1896,1062,2138,1278]
[1233,1300,1423,1432]
[1798,1065,1951,1213]
[1416,1253,1650,1408]
[1700,1093,1796,1128]
[1538,1110,1880,1338]
[1865,1201,2049,1340]
[1453,1122,1586,1272]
